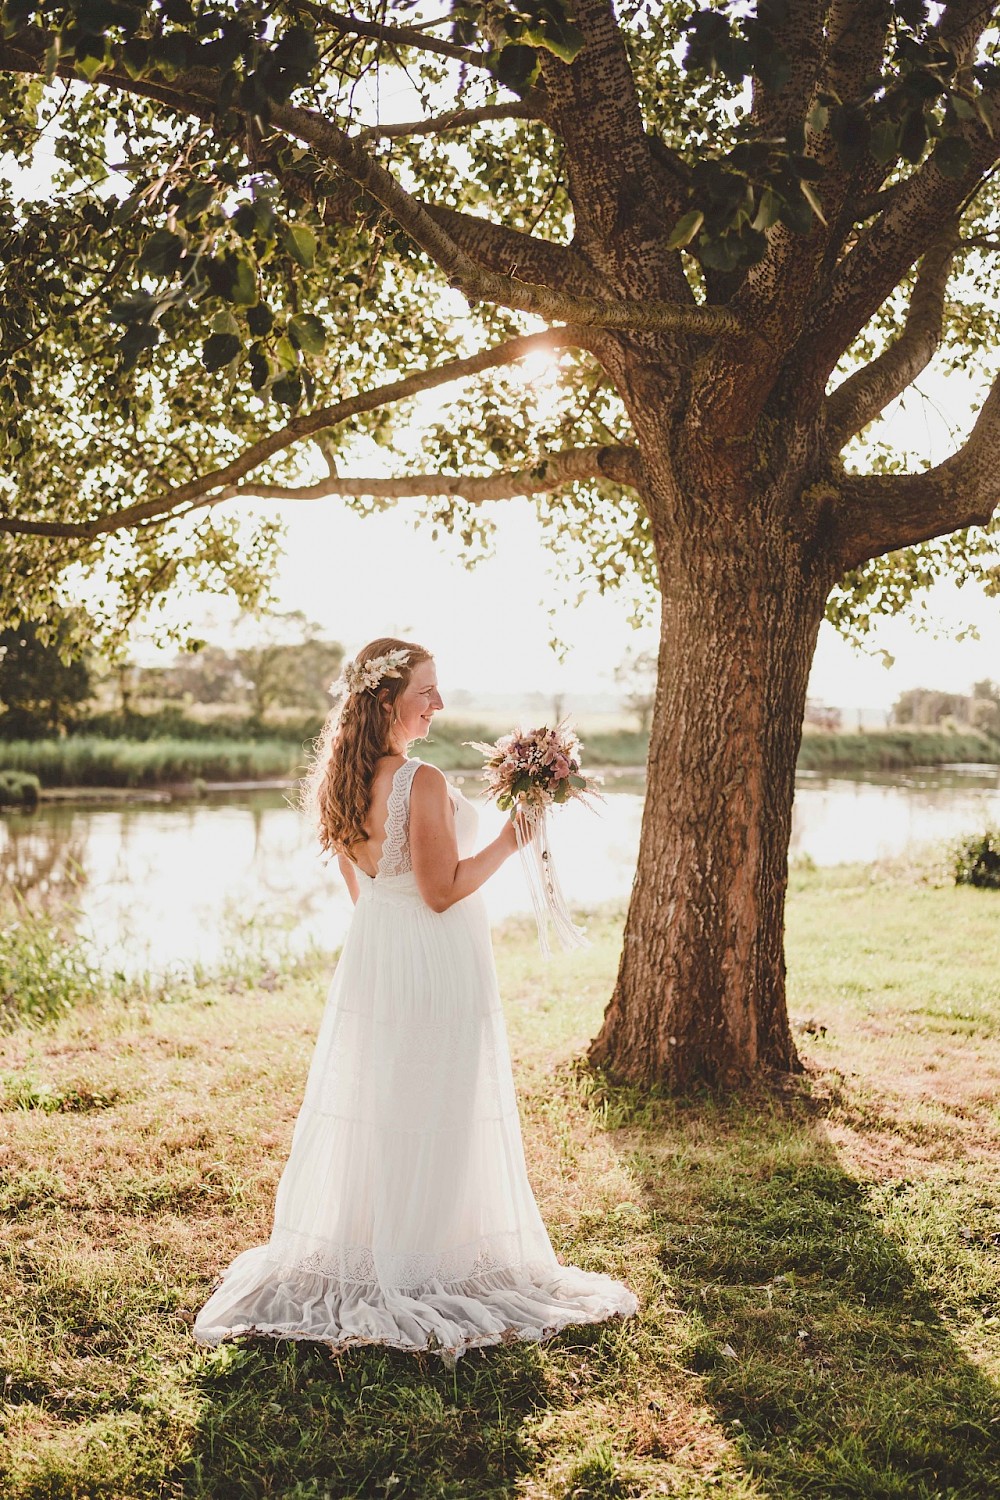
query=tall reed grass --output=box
[796,727,999,771]
[0,737,305,788]
[2,725,997,791]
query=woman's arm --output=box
[409,764,518,913]
[337,853,360,906]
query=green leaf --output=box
[178,182,215,221]
[248,348,272,391]
[75,46,107,82]
[806,100,829,134]
[271,370,302,407]
[138,228,184,277]
[288,313,326,355]
[751,187,781,233]
[229,255,257,306]
[932,134,971,179]
[202,332,242,371]
[278,222,316,269]
[666,209,705,251]
[869,119,899,165]
[524,19,584,64]
[698,233,744,272]
[232,203,257,239]
[43,33,61,85]
[121,36,148,78]
[117,323,160,369]
[829,104,871,169]
[208,251,257,306]
[494,43,539,93]
[799,179,827,227]
[247,302,274,337]
[274,334,298,370]
[899,107,927,164]
[211,309,240,335]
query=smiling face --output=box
[386,657,443,749]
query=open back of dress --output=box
[193,757,637,1358]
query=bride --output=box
[193,636,637,1359]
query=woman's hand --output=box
[499,816,519,855]
[500,808,532,855]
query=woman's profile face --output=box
[391,658,444,745]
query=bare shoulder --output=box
[410,761,449,805]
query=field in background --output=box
[1,858,998,1497]
[1,719,998,794]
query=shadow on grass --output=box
[635,1084,1000,1500]
[180,1331,563,1499]
[175,1081,999,1500]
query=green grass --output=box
[1,868,999,1496]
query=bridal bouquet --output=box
[466,723,601,956]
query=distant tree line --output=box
[891,681,1000,737]
[0,611,342,738]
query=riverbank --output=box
[1,864,998,1497]
[1,725,998,799]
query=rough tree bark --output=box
[589,465,840,1088]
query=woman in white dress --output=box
[193,637,637,1360]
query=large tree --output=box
[1,0,999,1088]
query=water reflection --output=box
[1,764,997,977]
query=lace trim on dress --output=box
[376,758,421,878]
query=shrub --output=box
[0,770,40,809]
[952,826,1000,890]
[0,901,100,1027]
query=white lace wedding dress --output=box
[192,758,637,1358]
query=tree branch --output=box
[799,7,1000,389]
[0,329,603,539]
[354,102,536,140]
[825,224,961,451]
[210,443,642,506]
[0,446,642,539]
[533,0,691,303]
[799,123,1000,397]
[271,98,735,332]
[836,368,1000,568]
[749,0,827,138]
[294,4,486,66]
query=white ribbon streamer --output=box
[514,805,589,957]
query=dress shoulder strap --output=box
[376,758,422,878]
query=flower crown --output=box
[329,648,411,700]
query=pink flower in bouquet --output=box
[465,720,601,816]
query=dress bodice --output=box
[361,758,478,886]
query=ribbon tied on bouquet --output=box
[466,722,602,957]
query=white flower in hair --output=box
[328,647,411,699]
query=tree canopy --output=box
[2,0,997,653]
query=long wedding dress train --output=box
[192,758,637,1359]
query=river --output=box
[2,764,998,977]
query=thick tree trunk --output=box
[589,513,834,1090]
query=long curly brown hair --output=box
[301,636,433,859]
